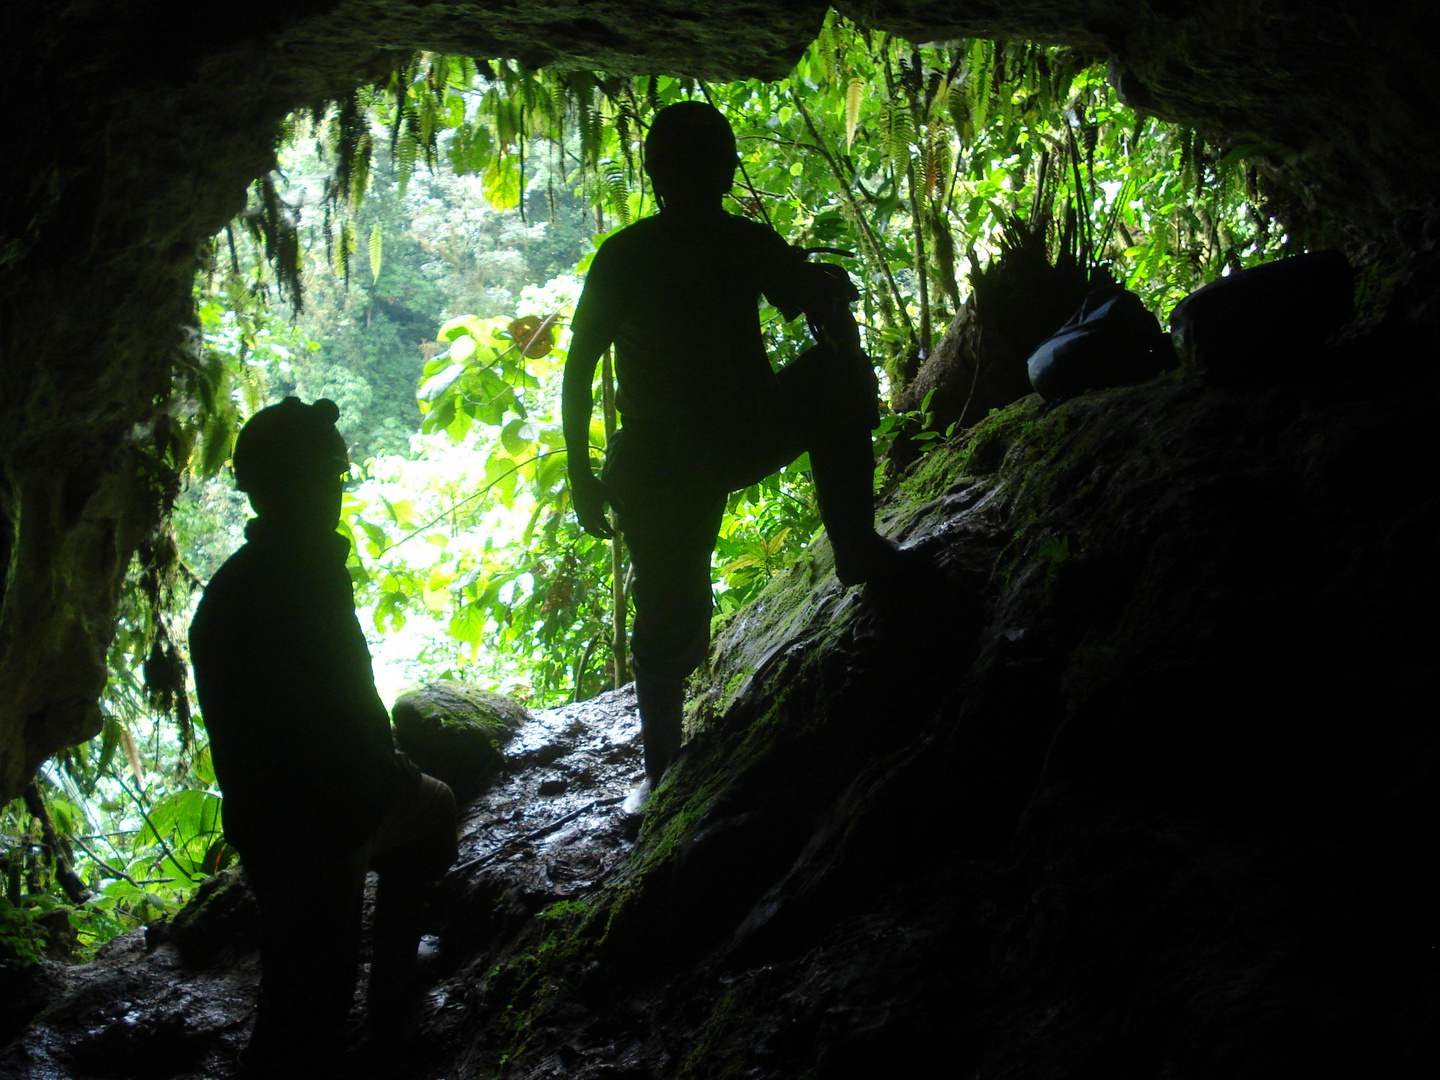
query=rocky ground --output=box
[0,686,646,1080]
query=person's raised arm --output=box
[563,277,616,539]
[774,254,876,406]
[796,261,863,350]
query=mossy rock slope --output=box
[463,359,1436,1079]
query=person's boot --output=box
[621,778,653,817]
[809,428,905,587]
[368,877,425,1034]
[625,676,685,814]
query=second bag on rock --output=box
[1027,285,1176,404]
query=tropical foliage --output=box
[329,13,1281,703]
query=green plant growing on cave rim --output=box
[2,10,1288,957]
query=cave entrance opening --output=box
[5,14,1285,963]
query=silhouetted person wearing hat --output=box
[189,397,457,1076]
[564,102,903,812]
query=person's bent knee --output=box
[370,773,459,879]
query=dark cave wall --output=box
[2,0,1439,802]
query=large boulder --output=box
[391,682,527,801]
[156,866,259,969]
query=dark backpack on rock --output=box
[1167,250,1354,379]
[1027,285,1176,404]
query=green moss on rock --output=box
[391,680,527,800]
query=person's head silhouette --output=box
[644,101,737,211]
[232,397,349,527]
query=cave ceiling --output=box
[1,0,1439,803]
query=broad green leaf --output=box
[448,334,476,363]
[387,498,418,527]
[449,603,486,646]
[438,314,484,341]
[482,157,522,209]
[501,418,532,456]
[360,519,390,556]
[422,396,456,435]
[192,745,216,787]
[419,362,464,402]
[446,406,473,441]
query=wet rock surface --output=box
[0,688,645,1080]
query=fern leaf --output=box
[350,131,372,207]
[429,53,450,94]
[416,100,439,170]
[884,100,914,172]
[845,76,863,149]
[334,218,355,279]
[396,128,419,193]
[369,223,383,284]
[199,408,236,479]
[969,39,993,133]
[949,82,973,147]
[815,17,834,68]
[926,124,950,200]
[605,165,630,226]
[552,81,570,137]
[998,82,1014,127]
[929,76,952,125]
[581,104,602,168]
[389,64,411,154]
[236,358,265,415]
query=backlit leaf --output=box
[845,76,863,148]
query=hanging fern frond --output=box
[813,12,836,71]
[327,93,369,206]
[579,103,603,170]
[883,99,915,173]
[334,216,356,280]
[949,77,974,148]
[388,59,413,153]
[395,127,420,193]
[845,76,863,149]
[603,163,631,226]
[968,39,994,133]
[234,355,266,416]
[925,120,949,200]
[230,175,305,310]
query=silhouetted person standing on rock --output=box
[189,397,457,1077]
[564,102,905,813]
